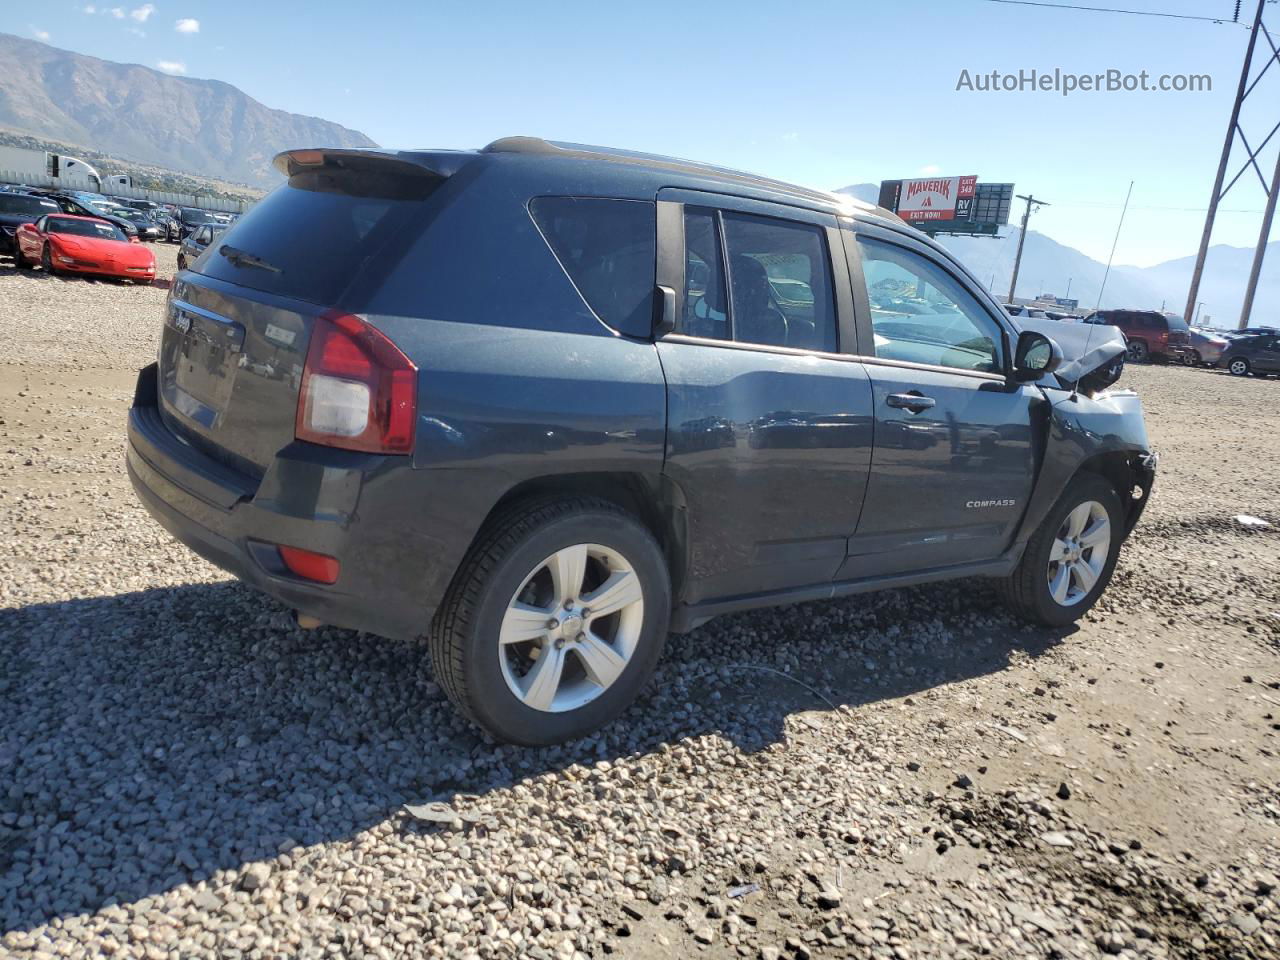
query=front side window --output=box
[530,197,655,338]
[857,238,1003,373]
[675,207,836,352]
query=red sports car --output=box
[14,213,156,284]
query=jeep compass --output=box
[127,138,1155,744]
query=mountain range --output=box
[837,184,1277,326]
[0,32,1271,321]
[0,33,376,188]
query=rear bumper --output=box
[126,364,443,640]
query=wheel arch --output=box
[1075,450,1153,536]
[466,471,690,606]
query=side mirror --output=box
[1013,330,1063,380]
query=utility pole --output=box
[1240,146,1280,328]
[1183,0,1277,328]
[1008,194,1049,304]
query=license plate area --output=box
[170,303,246,423]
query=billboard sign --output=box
[895,175,978,222]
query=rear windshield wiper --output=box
[218,244,283,274]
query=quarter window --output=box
[856,238,1003,373]
[530,197,656,338]
[675,207,837,352]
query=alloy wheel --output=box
[498,543,645,713]
[1046,500,1111,607]
[1229,359,1249,376]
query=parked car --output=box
[111,207,164,241]
[1082,309,1194,363]
[14,213,156,283]
[127,138,1155,745]
[173,206,220,240]
[115,197,160,213]
[1224,325,1279,339]
[176,222,228,270]
[38,192,141,241]
[1188,328,1230,366]
[1003,304,1050,318]
[1219,332,1280,377]
[0,191,61,254]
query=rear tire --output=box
[1227,357,1251,377]
[429,497,671,745]
[998,473,1124,628]
[176,254,187,271]
[13,244,31,269]
[1126,339,1149,363]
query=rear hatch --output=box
[158,150,448,477]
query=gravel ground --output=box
[1,245,1278,959]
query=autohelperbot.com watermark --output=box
[956,68,1211,96]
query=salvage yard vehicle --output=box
[1219,332,1280,377]
[14,213,156,283]
[127,139,1156,745]
[1189,327,1230,367]
[1082,308,1194,364]
[0,191,60,254]
[176,221,227,271]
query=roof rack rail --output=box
[481,136,853,209]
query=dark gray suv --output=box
[127,138,1155,744]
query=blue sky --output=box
[10,0,1280,268]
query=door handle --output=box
[886,392,936,413]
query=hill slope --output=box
[0,33,376,188]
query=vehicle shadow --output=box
[0,577,1071,933]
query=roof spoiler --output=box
[272,148,471,180]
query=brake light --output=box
[296,311,417,454]
[278,545,340,584]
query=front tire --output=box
[40,244,57,276]
[176,254,187,271]
[1227,357,1251,377]
[998,473,1124,628]
[430,498,671,745]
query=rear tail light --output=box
[277,545,340,584]
[296,311,417,454]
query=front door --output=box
[656,191,874,603]
[838,225,1041,580]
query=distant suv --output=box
[1219,332,1280,377]
[1083,309,1193,363]
[127,139,1156,744]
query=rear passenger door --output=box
[655,189,874,604]
[839,222,1041,579]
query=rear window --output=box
[191,165,438,305]
[530,197,656,338]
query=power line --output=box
[978,0,1246,24]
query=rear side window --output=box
[674,207,837,352]
[530,197,656,338]
[193,164,439,305]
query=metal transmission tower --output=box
[1184,0,1280,330]
[1007,194,1049,304]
